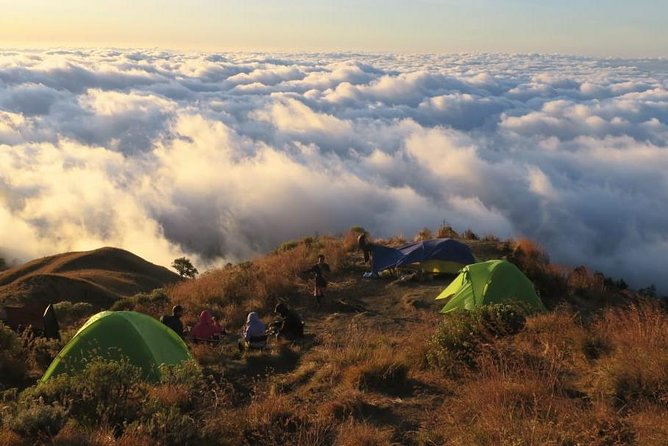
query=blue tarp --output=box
[371,238,475,274]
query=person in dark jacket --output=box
[160,305,184,338]
[303,254,330,305]
[272,303,304,341]
[357,232,372,263]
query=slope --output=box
[0,247,181,307]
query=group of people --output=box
[159,253,337,350]
[160,302,305,351]
[160,305,226,343]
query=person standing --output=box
[303,254,330,305]
[357,232,372,263]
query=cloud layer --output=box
[1,49,667,291]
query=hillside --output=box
[0,233,666,445]
[0,246,181,308]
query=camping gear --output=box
[371,238,475,275]
[435,260,545,313]
[41,310,192,382]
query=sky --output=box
[0,0,666,56]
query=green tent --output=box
[41,311,192,382]
[435,260,545,314]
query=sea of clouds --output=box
[1,49,667,291]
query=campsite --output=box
[1,227,667,445]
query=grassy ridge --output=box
[1,230,666,445]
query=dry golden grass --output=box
[586,301,668,410]
[0,429,23,446]
[167,236,347,329]
[334,420,396,446]
[4,236,668,446]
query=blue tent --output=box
[371,239,475,274]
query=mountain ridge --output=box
[0,246,181,307]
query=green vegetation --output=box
[1,226,666,445]
[171,257,199,279]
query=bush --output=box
[461,228,479,240]
[5,399,67,440]
[25,357,147,429]
[0,323,27,386]
[129,406,198,446]
[344,359,409,395]
[436,223,458,239]
[342,226,367,252]
[414,227,432,241]
[23,334,62,374]
[427,304,527,374]
[111,288,169,313]
[53,301,95,326]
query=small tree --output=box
[172,257,199,279]
[0,257,8,271]
[436,221,458,238]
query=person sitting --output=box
[239,311,267,351]
[272,303,304,341]
[190,310,225,343]
[160,305,185,338]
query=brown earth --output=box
[0,246,181,308]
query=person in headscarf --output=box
[190,310,225,343]
[239,311,267,350]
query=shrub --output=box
[0,323,27,386]
[5,399,67,440]
[23,334,62,374]
[52,301,95,326]
[111,288,169,313]
[129,407,198,446]
[343,359,409,395]
[461,228,479,240]
[427,304,527,374]
[277,240,299,252]
[436,223,458,239]
[25,357,147,430]
[414,227,432,241]
[342,226,368,252]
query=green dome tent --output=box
[41,311,193,383]
[435,260,546,314]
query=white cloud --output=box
[1,50,667,292]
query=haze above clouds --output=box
[1,50,667,291]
